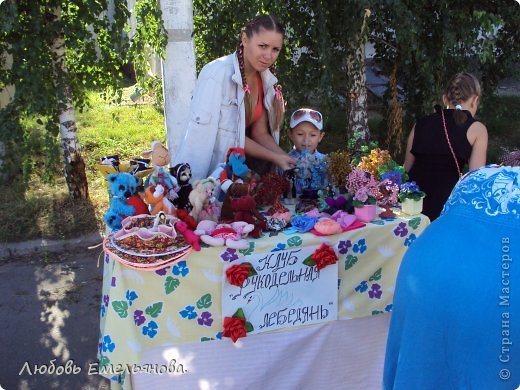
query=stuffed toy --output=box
[170,162,193,211]
[188,177,217,222]
[141,184,176,216]
[175,221,201,251]
[215,147,260,204]
[104,172,141,231]
[220,182,250,221]
[194,220,254,250]
[230,195,266,238]
[175,209,197,231]
[143,141,179,201]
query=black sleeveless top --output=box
[408,106,475,221]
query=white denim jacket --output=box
[173,52,280,181]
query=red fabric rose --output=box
[222,316,247,342]
[311,243,338,270]
[226,263,252,287]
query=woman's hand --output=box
[273,153,297,171]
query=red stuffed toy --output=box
[230,195,266,238]
[175,221,201,251]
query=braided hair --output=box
[236,14,285,131]
[444,72,481,126]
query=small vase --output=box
[401,198,424,215]
[354,204,377,222]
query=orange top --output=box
[248,74,264,127]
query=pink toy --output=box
[175,221,201,251]
[194,220,254,250]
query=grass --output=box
[1,90,518,243]
[0,87,166,243]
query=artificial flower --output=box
[310,243,339,270]
[314,218,342,235]
[222,316,247,343]
[330,210,356,228]
[290,215,318,233]
[222,308,254,343]
[398,181,426,202]
[225,263,256,287]
[345,167,379,207]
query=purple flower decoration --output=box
[111,277,116,287]
[197,311,214,327]
[381,170,403,187]
[155,267,169,276]
[221,248,239,262]
[404,233,417,247]
[98,341,103,354]
[393,222,408,237]
[368,283,382,299]
[338,240,352,254]
[134,309,146,327]
[103,294,109,307]
[104,253,110,264]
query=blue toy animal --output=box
[104,172,139,231]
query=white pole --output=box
[159,0,197,161]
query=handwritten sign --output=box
[222,246,338,335]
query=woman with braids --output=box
[403,72,488,221]
[174,14,296,181]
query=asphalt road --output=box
[0,247,110,390]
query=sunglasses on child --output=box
[291,109,322,122]
[290,108,323,130]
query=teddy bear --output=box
[104,172,146,231]
[143,141,180,202]
[188,177,217,222]
[230,195,267,238]
[194,220,254,250]
[170,162,193,212]
[141,184,176,216]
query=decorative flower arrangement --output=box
[225,262,257,287]
[222,308,254,343]
[398,181,426,202]
[379,160,408,186]
[357,148,392,178]
[345,167,380,208]
[346,130,378,166]
[377,178,400,207]
[303,243,338,270]
[327,150,352,189]
[294,150,329,191]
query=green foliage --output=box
[0,0,167,183]
[369,0,520,129]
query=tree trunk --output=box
[159,0,197,160]
[346,9,371,152]
[50,9,89,199]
